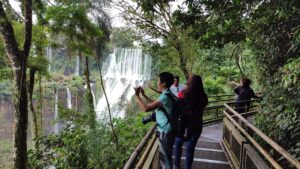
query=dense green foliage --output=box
[145,41,257,95]
[0,44,11,82]
[110,28,135,48]
[0,0,299,168]
[28,107,151,169]
[0,139,13,169]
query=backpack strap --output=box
[158,89,176,126]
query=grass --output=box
[0,138,13,169]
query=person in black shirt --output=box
[232,78,259,113]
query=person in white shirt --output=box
[148,75,185,97]
[170,76,185,97]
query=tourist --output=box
[170,76,185,97]
[231,78,259,113]
[148,75,185,97]
[174,75,208,169]
[134,72,175,169]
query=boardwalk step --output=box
[173,139,232,169]
[193,148,228,162]
[173,157,231,169]
[195,141,222,150]
[187,160,231,169]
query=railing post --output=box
[223,102,300,169]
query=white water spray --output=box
[90,83,96,108]
[96,48,152,119]
[75,55,80,76]
[54,88,59,133]
[66,87,72,109]
[46,47,53,71]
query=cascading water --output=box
[90,83,96,108]
[53,88,59,133]
[75,55,80,76]
[46,47,53,71]
[96,48,152,120]
[66,87,72,109]
[84,83,97,108]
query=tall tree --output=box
[45,0,102,128]
[28,0,48,149]
[119,0,190,80]
[0,0,32,168]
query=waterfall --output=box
[84,83,97,108]
[96,48,152,119]
[46,47,53,71]
[75,55,80,76]
[54,88,59,133]
[90,83,96,108]
[66,87,72,109]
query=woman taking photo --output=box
[174,74,208,169]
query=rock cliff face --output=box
[0,87,86,139]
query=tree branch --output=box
[2,0,25,22]
[0,2,21,67]
[22,0,32,57]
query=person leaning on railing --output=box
[231,78,260,113]
[134,72,175,169]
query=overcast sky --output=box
[8,0,125,27]
[8,0,185,28]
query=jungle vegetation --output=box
[0,0,299,168]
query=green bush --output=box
[203,76,226,95]
[28,110,151,169]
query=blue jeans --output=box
[174,131,201,169]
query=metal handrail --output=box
[209,98,236,104]
[124,124,157,169]
[224,103,300,169]
[135,131,158,168]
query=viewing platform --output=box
[124,96,300,169]
[176,123,231,169]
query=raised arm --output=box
[148,82,162,94]
[251,88,259,99]
[234,86,240,95]
[140,87,154,102]
[134,87,162,112]
[230,81,240,87]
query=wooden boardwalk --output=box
[173,122,233,169]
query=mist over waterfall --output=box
[96,48,152,119]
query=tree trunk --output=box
[0,1,32,168]
[96,56,119,151]
[37,74,43,136]
[28,69,39,150]
[13,58,28,169]
[84,56,96,129]
[84,56,92,100]
[176,45,189,81]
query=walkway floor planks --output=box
[173,122,233,169]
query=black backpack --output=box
[160,92,196,141]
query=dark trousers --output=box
[174,131,201,169]
[235,102,251,113]
[158,131,175,169]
